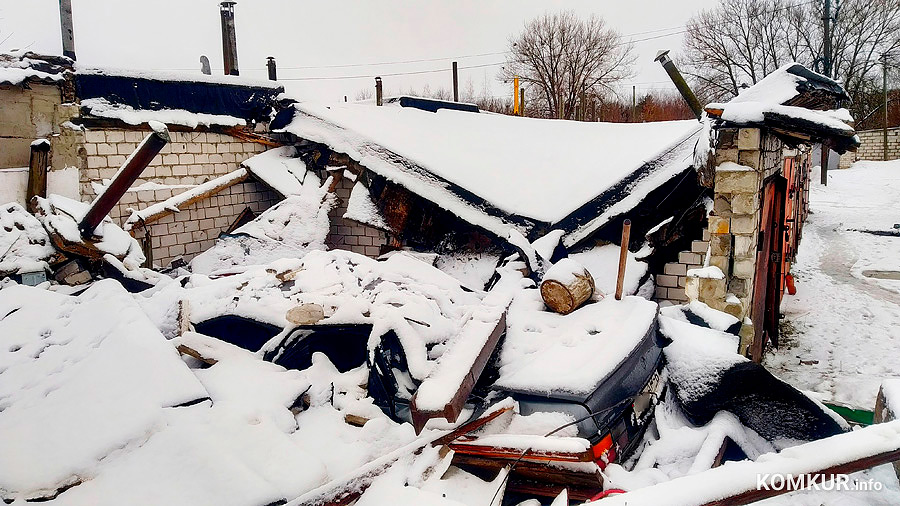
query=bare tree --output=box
[501,11,635,119]
[682,0,900,121]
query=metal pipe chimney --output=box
[375,77,383,106]
[267,57,277,81]
[654,50,703,119]
[219,2,239,76]
[58,0,76,60]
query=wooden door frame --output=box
[750,176,787,362]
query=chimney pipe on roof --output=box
[266,57,277,81]
[654,50,703,120]
[220,2,239,76]
[58,0,76,60]
[375,77,383,106]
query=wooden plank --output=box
[448,441,593,463]
[452,453,602,489]
[26,139,51,210]
[126,170,248,230]
[409,311,507,433]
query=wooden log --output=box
[614,219,632,300]
[540,260,595,314]
[26,139,51,211]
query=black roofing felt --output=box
[783,64,849,102]
[389,96,479,114]
[75,73,283,123]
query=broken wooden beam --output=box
[79,125,169,237]
[589,419,900,506]
[409,310,507,433]
[124,168,248,231]
[26,139,51,210]
[614,219,631,300]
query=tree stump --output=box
[540,259,595,315]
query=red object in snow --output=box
[785,273,797,295]
[590,488,627,501]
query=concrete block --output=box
[731,192,759,214]
[107,155,127,168]
[738,149,761,169]
[664,263,687,276]
[702,228,711,241]
[97,143,116,155]
[715,148,739,165]
[364,246,381,257]
[715,168,759,193]
[117,142,137,155]
[709,255,729,277]
[654,286,667,299]
[678,251,701,265]
[125,131,144,143]
[733,234,756,257]
[737,128,761,150]
[657,274,679,288]
[85,130,106,143]
[731,214,758,235]
[691,240,709,254]
[709,215,730,234]
[732,258,755,279]
[179,154,195,164]
[105,131,125,143]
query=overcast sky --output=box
[0,0,718,102]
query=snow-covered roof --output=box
[705,63,858,152]
[0,52,69,87]
[277,102,701,240]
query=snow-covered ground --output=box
[765,159,900,409]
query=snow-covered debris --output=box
[33,194,146,269]
[411,304,506,414]
[661,314,846,444]
[708,101,855,134]
[81,97,246,128]
[345,181,391,231]
[0,281,208,500]
[660,315,746,404]
[0,202,59,275]
[495,291,657,396]
[0,52,68,86]
[190,173,335,274]
[568,243,648,296]
[146,250,486,384]
[589,420,900,506]
[685,265,724,279]
[124,168,249,231]
[241,146,309,197]
[660,300,740,335]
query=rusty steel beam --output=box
[78,127,169,237]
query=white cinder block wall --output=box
[81,129,279,267]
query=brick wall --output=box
[140,180,280,267]
[654,229,711,306]
[80,128,279,267]
[325,174,388,258]
[839,127,900,167]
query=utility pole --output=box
[452,62,459,102]
[58,0,76,60]
[883,53,889,161]
[823,0,832,78]
[519,88,525,117]
[632,85,636,122]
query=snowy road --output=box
[764,160,900,409]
